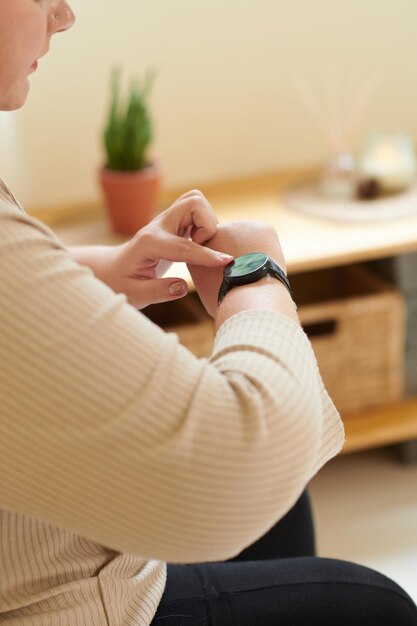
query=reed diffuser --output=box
[294,71,380,199]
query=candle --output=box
[359,132,417,193]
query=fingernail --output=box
[169,281,187,296]
[218,254,234,262]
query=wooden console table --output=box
[47,169,417,454]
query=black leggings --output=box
[152,492,417,625]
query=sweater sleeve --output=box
[0,200,344,563]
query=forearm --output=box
[215,275,300,331]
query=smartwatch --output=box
[217,252,295,306]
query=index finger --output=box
[153,233,233,267]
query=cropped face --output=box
[0,0,75,111]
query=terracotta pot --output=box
[99,162,163,235]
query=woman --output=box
[0,2,416,624]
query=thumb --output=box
[128,277,189,309]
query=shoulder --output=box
[0,194,65,250]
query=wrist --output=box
[217,251,294,306]
[215,275,299,329]
[68,245,116,286]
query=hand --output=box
[72,190,234,309]
[188,221,287,317]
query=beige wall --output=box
[9,0,417,210]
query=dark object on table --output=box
[357,178,381,200]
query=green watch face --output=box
[225,252,268,278]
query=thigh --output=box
[228,489,316,561]
[152,558,417,626]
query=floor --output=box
[309,445,417,603]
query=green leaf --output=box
[101,67,155,171]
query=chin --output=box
[0,81,30,111]
[0,102,26,112]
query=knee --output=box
[312,559,417,625]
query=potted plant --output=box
[99,68,162,235]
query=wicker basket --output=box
[368,254,417,396]
[292,265,405,415]
[144,265,405,415]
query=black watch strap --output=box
[218,281,229,305]
[268,258,295,301]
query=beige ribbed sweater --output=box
[0,179,344,625]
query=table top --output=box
[51,169,417,284]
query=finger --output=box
[153,234,233,267]
[177,188,206,201]
[128,277,189,309]
[190,222,217,245]
[166,193,219,244]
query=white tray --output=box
[285,177,417,222]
